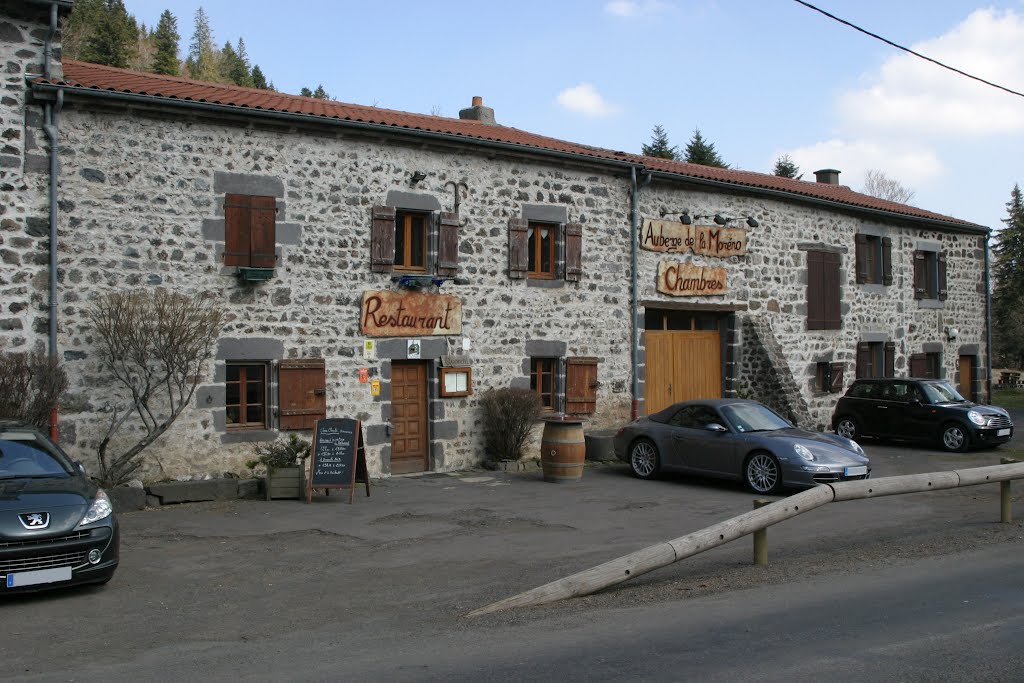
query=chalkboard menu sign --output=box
[307,418,370,503]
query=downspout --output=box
[42,2,62,441]
[985,228,993,401]
[629,167,652,420]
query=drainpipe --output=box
[629,167,652,420]
[985,228,993,401]
[42,2,61,441]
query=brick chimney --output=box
[814,168,841,185]
[458,96,497,125]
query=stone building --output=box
[1,1,992,480]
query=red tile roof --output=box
[38,60,980,229]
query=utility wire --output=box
[793,0,1024,99]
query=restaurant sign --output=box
[641,218,747,257]
[656,261,728,296]
[361,290,462,337]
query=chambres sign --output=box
[361,290,463,337]
[657,261,728,296]
[641,218,748,257]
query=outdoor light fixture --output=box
[679,212,692,225]
[410,171,427,183]
[946,326,959,341]
[714,214,729,225]
[708,214,760,228]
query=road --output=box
[2,431,1023,682]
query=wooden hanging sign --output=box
[306,418,370,504]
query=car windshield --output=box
[721,404,792,433]
[0,432,73,478]
[920,381,968,404]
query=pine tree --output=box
[152,10,180,76]
[773,154,801,179]
[62,0,105,61]
[187,7,219,81]
[312,84,329,100]
[230,38,254,87]
[251,64,269,89]
[300,87,313,98]
[81,0,138,68]
[641,125,678,160]
[993,184,1024,367]
[684,128,728,168]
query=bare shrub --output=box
[479,388,542,463]
[87,289,222,486]
[0,351,68,429]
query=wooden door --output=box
[644,330,721,414]
[958,355,975,401]
[391,361,429,474]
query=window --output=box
[278,359,327,430]
[913,250,947,300]
[508,218,582,282]
[855,234,892,285]
[394,211,428,272]
[856,342,895,379]
[224,194,277,268]
[527,222,556,279]
[530,357,557,410]
[806,250,841,330]
[439,367,473,397]
[910,352,941,379]
[226,363,268,428]
[370,206,460,277]
[667,405,720,429]
[815,361,845,393]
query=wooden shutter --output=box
[823,251,841,329]
[913,250,926,299]
[437,211,460,278]
[564,223,582,282]
[565,357,598,414]
[224,194,251,267]
[881,237,893,285]
[508,218,528,279]
[856,343,869,379]
[829,362,844,393]
[278,358,327,430]
[910,353,928,378]
[937,252,948,300]
[249,196,277,268]
[884,342,896,378]
[807,251,825,330]
[371,205,396,273]
[854,234,868,284]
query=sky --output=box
[126,0,1024,231]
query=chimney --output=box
[458,96,497,126]
[814,168,841,185]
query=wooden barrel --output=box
[540,418,586,483]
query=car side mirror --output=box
[908,399,921,407]
[705,423,729,434]
[75,461,87,476]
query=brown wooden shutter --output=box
[913,250,926,299]
[224,194,251,267]
[564,223,583,282]
[856,343,869,379]
[278,358,327,430]
[830,362,844,393]
[884,342,896,378]
[807,251,824,330]
[508,218,528,279]
[823,252,841,329]
[249,196,277,268]
[882,237,893,285]
[437,211,460,278]
[910,353,927,378]
[854,234,868,284]
[937,252,948,300]
[565,357,598,414]
[371,205,396,273]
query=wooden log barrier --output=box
[467,461,1024,617]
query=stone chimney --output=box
[814,168,841,185]
[458,96,497,125]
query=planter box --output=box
[266,465,305,500]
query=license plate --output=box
[844,465,867,477]
[6,566,73,588]
[997,429,1010,437]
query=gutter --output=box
[629,167,652,420]
[41,2,62,441]
[985,229,993,400]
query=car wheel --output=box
[835,416,860,441]
[941,423,969,452]
[744,451,783,495]
[629,439,660,480]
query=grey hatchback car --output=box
[831,378,1013,452]
[1,420,119,593]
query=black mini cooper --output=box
[831,378,1013,452]
[1,420,119,593]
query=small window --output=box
[913,250,947,300]
[527,222,556,279]
[856,342,895,379]
[807,250,841,330]
[371,206,461,277]
[855,234,892,285]
[226,362,269,429]
[508,217,583,282]
[439,367,473,397]
[910,352,941,379]
[530,357,558,410]
[815,362,845,393]
[394,211,429,273]
[224,194,277,268]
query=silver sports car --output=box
[614,399,870,494]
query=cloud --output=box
[556,84,621,118]
[838,8,1024,137]
[604,1,670,18]
[783,139,945,191]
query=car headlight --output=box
[968,410,986,426]
[78,489,113,526]
[794,443,815,461]
[847,438,864,455]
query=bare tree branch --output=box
[861,169,916,205]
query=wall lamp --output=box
[711,214,759,228]
[946,326,959,342]
[410,171,427,183]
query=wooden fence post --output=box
[753,498,771,566]
[1001,457,1017,523]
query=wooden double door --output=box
[644,330,722,414]
[391,361,429,474]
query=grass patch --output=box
[991,388,1024,410]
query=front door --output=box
[390,361,429,474]
[958,355,975,401]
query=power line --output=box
[793,0,1024,99]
